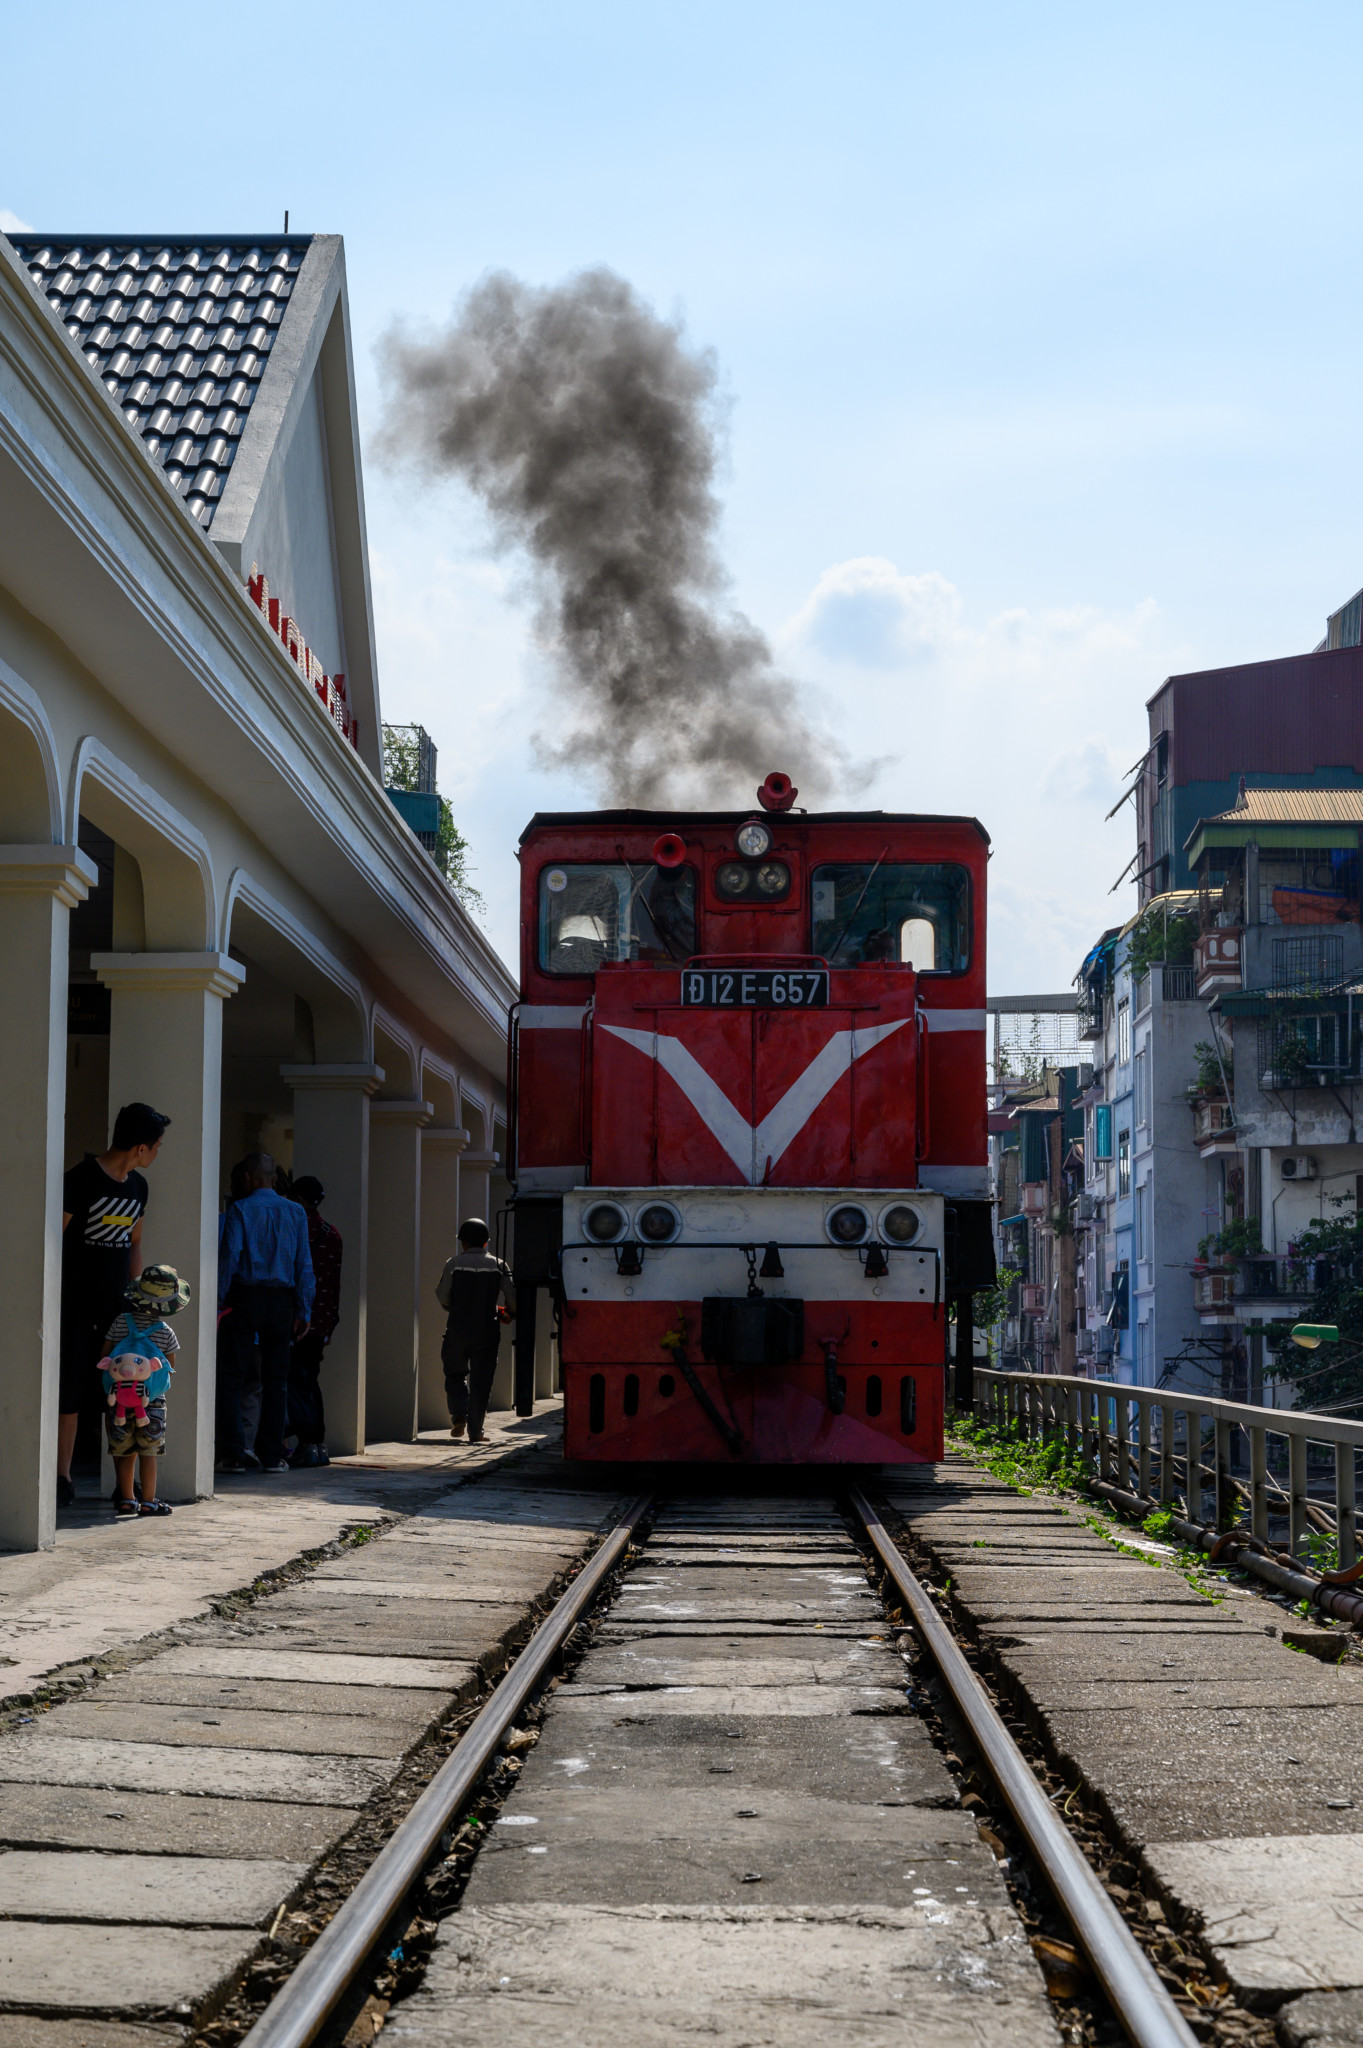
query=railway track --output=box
[212,1487,1221,2048]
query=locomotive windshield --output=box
[539,863,696,974]
[812,862,970,971]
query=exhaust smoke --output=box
[376,267,869,808]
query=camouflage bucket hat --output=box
[124,1264,191,1315]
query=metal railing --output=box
[1159,964,1197,1001]
[1192,1254,1323,1314]
[972,1367,1363,1579]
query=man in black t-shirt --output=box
[58,1101,171,1506]
[435,1219,515,1444]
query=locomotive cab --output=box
[508,789,991,1464]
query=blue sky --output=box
[6,1,1363,989]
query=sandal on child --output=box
[138,1500,172,1517]
[114,1498,138,1517]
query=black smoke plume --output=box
[376,267,864,808]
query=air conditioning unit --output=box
[1281,1155,1318,1181]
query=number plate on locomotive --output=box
[681,968,829,1008]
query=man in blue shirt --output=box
[217,1153,314,1474]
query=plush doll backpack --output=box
[99,1321,174,1429]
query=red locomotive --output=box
[507,774,992,1464]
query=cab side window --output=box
[811,863,970,972]
[539,863,696,975]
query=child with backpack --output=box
[98,1264,189,1519]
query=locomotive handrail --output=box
[915,1007,930,1162]
[578,999,594,1173]
[562,1238,938,1253]
[680,951,834,968]
[505,999,521,1191]
[631,1000,884,1012]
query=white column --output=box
[419,1126,469,1431]
[0,849,96,1551]
[281,1063,382,1456]
[367,1099,433,1445]
[93,950,245,1504]
[458,1147,496,1230]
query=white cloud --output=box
[780,560,1188,994]
[784,557,962,666]
[0,210,32,234]
[1042,734,1130,805]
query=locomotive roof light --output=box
[825,1203,871,1246]
[879,1203,922,1245]
[636,1201,681,1244]
[653,832,687,868]
[583,1201,629,1244]
[735,820,771,859]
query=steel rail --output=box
[848,1488,1199,2048]
[239,1491,654,2048]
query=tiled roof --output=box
[1207,789,1363,825]
[9,236,309,527]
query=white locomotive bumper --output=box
[561,1185,943,1306]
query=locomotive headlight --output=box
[636,1202,681,1244]
[826,1203,871,1246]
[880,1203,922,1245]
[583,1202,628,1243]
[736,821,771,858]
[756,862,788,895]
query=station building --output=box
[0,230,519,1551]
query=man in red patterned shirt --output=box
[287,1177,342,1466]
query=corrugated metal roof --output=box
[9,235,309,527]
[1145,649,1363,785]
[1118,889,1199,937]
[1203,788,1363,824]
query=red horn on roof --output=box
[652,832,687,867]
[757,772,797,813]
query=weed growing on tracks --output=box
[950,1414,1091,1493]
[949,1424,1236,1603]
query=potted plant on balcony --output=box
[1195,1218,1262,1263]
[1186,1040,1231,1100]
[1273,1030,1313,1089]
[1193,1219,1263,1308]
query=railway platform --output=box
[0,1400,593,2021]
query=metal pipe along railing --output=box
[971,1367,1363,1623]
[239,1492,654,2048]
[849,1488,1199,2048]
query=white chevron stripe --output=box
[599,1018,909,1183]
